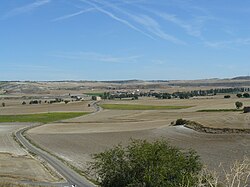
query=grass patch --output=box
[197,109,243,112]
[0,112,88,123]
[101,104,192,110]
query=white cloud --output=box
[52,8,95,22]
[155,12,201,38]
[205,38,250,49]
[80,0,154,39]
[129,14,186,45]
[2,0,51,19]
[52,52,141,64]
[89,0,185,44]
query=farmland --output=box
[0,112,88,123]
[0,123,61,183]
[100,104,192,110]
[27,93,250,179]
[0,80,250,184]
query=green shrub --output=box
[235,101,243,109]
[243,93,250,98]
[175,118,187,126]
[88,139,202,187]
[236,93,242,98]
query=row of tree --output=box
[153,88,250,99]
[101,92,139,100]
[98,87,250,100]
[236,93,250,98]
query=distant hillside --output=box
[232,76,250,80]
[101,80,143,84]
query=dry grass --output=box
[0,123,61,183]
[0,182,54,187]
[0,153,60,182]
[0,123,28,155]
[194,157,250,187]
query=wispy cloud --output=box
[53,0,185,44]
[9,64,51,71]
[138,3,216,40]
[205,38,250,49]
[52,52,141,64]
[52,0,143,22]
[129,14,186,44]
[80,0,154,39]
[52,8,95,22]
[2,0,51,19]
[89,0,185,44]
[152,12,202,38]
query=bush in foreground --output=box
[88,139,202,187]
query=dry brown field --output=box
[28,96,250,177]
[0,123,61,183]
[0,100,94,115]
[1,80,250,183]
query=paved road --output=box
[15,102,101,187]
[16,127,95,187]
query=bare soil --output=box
[28,126,250,174]
[28,97,250,175]
[0,153,58,183]
[0,101,94,115]
[0,123,61,183]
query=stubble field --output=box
[0,123,61,183]
[0,100,94,115]
[27,96,250,177]
[1,80,250,183]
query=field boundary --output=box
[100,104,192,110]
[183,120,250,134]
[196,109,243,112]
[0,112,88,123]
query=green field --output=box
[197,109,243,112]
[0,112,88,123]
[100,104,192,110]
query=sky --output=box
[1,0,250,81]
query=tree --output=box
[236,93,242,98]
[235,101,243,109]
[88,139,202,187]
[2,102,5,107]
[243,93,250,98]
[224,95,231,99]
[175,118,187,126]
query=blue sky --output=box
[1,0,250,81]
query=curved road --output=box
[15,102,101,187]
